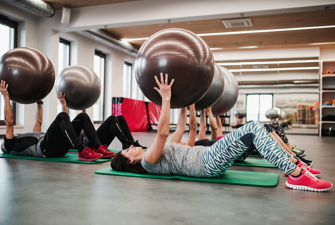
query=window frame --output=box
[0,14,18,126]
[57,38,73,116]
[93,50,106,123]
[124,61,133,98]
[246,93,273,122]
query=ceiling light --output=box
[217,60,319,66]
[121,25,335,43]
[238,46,258,49]
[228,67,319,72]
[309,42,335,45]
[293,80,315,83]
[210,48,224,51]
[198,25,335,37]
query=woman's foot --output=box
[94,145,116,158]
[78,147,103,161]
[297,159,321,176]
[295,155,313,167]
[286,169,332,192]
[131,140,147,149]
[291,145,306,157]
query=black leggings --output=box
[194,139,217,146]
[40,113,101,157]
[85,115,133,148]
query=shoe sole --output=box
[78,155,102,161]
[101,154,115,158]
[285,181,332,192]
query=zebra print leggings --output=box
[203,121,297,177]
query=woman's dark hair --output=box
[111,151,147,174]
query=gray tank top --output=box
[1,132,45,157]
[141,142,208,177]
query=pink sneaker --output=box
[297,160,321,176]
[78,147,103,161]
[286,169,332,192]
[94,145,116,158]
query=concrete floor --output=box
[0,132,334,225]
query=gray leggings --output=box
[203,121,297,177]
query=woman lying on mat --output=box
[193,106,313,166]
[58,94,146,151]
[111,73,332,192]
[0,80,112,161]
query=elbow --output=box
[5,119,14,128]
[158,131,169,138]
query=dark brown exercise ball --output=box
[212,67,239,116]
[135,28,215,108]
[0,47,55,104]
[55,65,101,110]
[195,63,224,110]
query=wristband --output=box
[37,101,43,105]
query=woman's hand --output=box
[153,73,174,101]
[58,92,67,106]
[0,80,9,98]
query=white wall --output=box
[0,2,135,134]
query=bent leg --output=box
[96,115,131,148]
[72,113,101,149]
[40,112,86,157]
[203,121,297,177]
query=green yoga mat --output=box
[95,168,279,187]
[234,159,276,168]
[69,148,122,152]
[0,153,111,164]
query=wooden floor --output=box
[0,132,334,225]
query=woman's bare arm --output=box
[145,73,174,164]
[216,115,223,137]
[197,109,207,140]
[0,80,14,139]
[167,107,187,143]
[32,101,43,132]
[186,104,197,147]
[206,107,217,140]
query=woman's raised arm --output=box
[145,73,174,164]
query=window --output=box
[93,50,106,122]
[123,61,145,100]
[123,62,132,98]
[57,38,76,119]
[246,94,273,122]
[0,15,18,125]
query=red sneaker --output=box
[286,169,333,192]
[78,147,103,161]
[297,160,321,176]
[94,145,116,158]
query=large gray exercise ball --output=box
[212,67,239,116]
[195,63,225,110]
[55,65,101,110]
[235,109,246,119]
[265,108,278,119]
[134,28,215,108]
[0,47,55,104]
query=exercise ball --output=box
[212,67,239,116]
[135,28,215,108]
[265,108,278,119]
[0,47,55,104]
[55,65,101,110]
[235,109,246,119]
[195,64,225,110]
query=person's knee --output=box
[76,113,90,121]
[57,112,70,120]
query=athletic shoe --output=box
[297,159,321,176]
[286,169,332,192]
[295,155,313,167]
[131,140,147,149]
[291,146,306,157]
[94,145,116,158]
[78,147,103,161]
